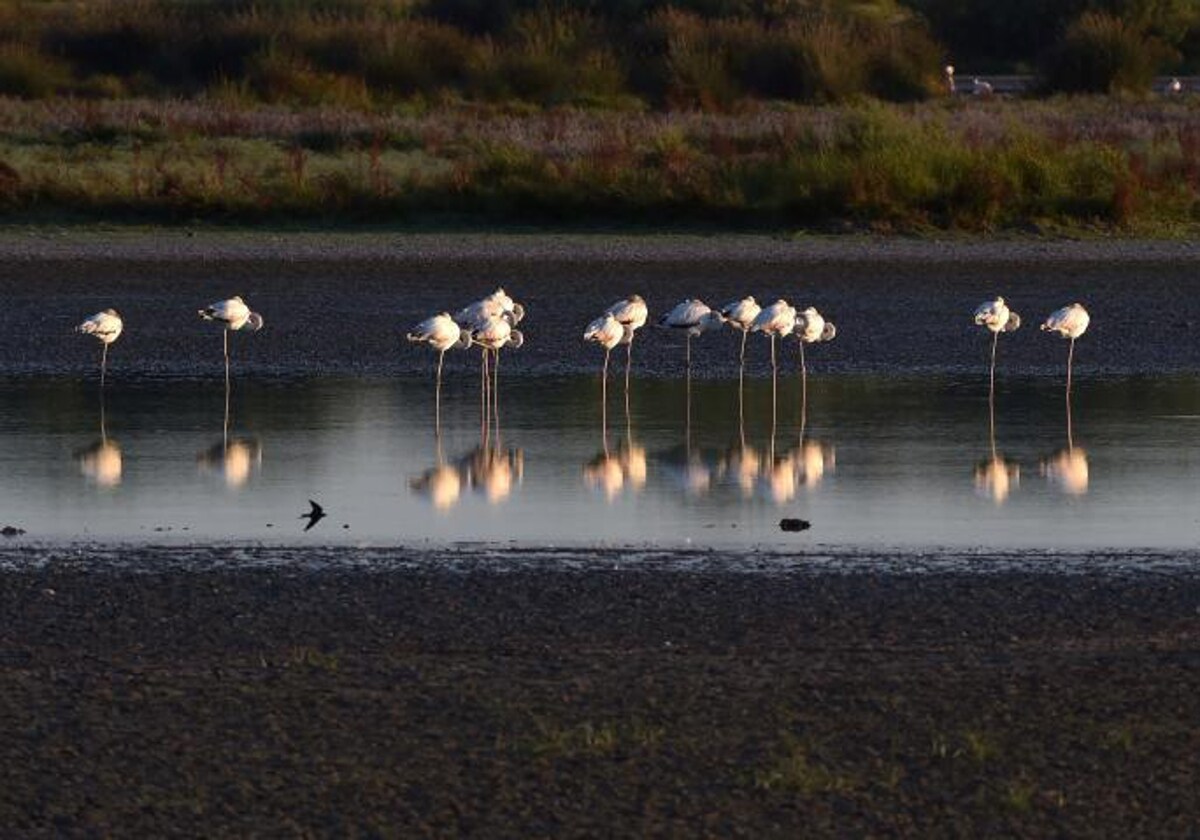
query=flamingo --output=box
[974,296,1020,407]
[659,299,723,441]
[198,296,264,383]
[945,64,956,95]
[973,77,993,96]
[407,313,471,435]
[751,300,797,425]
[604,294,648,392]
[455,288,525,327]
[718,296,762,376]
[795,306,836,420]
[76,309,123,386]
[658,299,723,371]
[1041,303,1090,402]
[584,312,625,434]
[470,315,524,442]
[1168,77,1183,95]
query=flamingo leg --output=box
[625,337,633,394]
[602,347,610,438]
[1066,337,1075,450]
[799,340,808,435]
[224,329,230,387]
[480,348,489,444]
[100,343,108,388]
[770,334,777,432]
[435,349,445,438]
[223,374,231,449]
[492,349,501,443]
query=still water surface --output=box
[1,374,1197,549]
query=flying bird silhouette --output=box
[300,499,326,531]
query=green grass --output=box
[2,97,1200,232]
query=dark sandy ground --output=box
[4,230,1200,380]
[0,548,1198,836]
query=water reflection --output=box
[1041,400,1089,496]
[974,455,1020,503]
[412,443,525,509]
[197,437,263,488]
[75,391,122,487]
[195,381,262,488]
[1042,446,1089,495]
[8,374,1198,547]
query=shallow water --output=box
[2,372,1197,549]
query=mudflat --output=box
[1,550,1197,836]
[3,230,1200,378]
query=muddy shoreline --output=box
[1,554,1197,835]
[2,230,1200,379]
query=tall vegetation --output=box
[0,0,944,106]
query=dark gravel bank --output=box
[4,230,1200,380]
[1,555,1198,836]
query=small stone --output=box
[1,526,25,537]
[779,518,811,533]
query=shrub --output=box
[1041,12,1175,95]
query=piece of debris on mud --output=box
[1,525,25,537]
[779,518,811,533]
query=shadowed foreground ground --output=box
[0,559,1198,836]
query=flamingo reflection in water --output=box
[197,436,263,488]
[76,391,122,487]
[583,385,648,502]
[411,443,524,509]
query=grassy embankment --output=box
[2,97,1200,233]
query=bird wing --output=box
[583,314,611,341]
[663,299,710,328]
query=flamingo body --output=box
[751,300,797,338]
[584,313,625,350]
[605,295,648,342]
[407,313,467,352]
[974,297,1020,333]
[77,309,124,345]
[199,296,264,332]
[1040,303,1089,339]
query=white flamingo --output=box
[796,307,835,415]
[718,296,762,375]
[658,299,723,370]
[407,313,471,434]
[659,299,722,441]
[1041,303,1090,401]
[470,315,524,442]
[752,300,797,440]
[198,296,264,382]
[974,296,1021,405]
[945,64,956,94]
[455,287,525,327]
[76,309,123,386]
[973,77,993,96]
[584,312,626,433]
[604,294,648,391]
[719,295,762,442]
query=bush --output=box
[1041,12,1175,95]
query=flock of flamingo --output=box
[71,290,1091,504]
[75,289,1092,434]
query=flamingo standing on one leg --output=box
[751,300,797,432]
[584,312,626,436]
[76,309,123,386]
[1041,302,1090,448]
[604,294,648,395]
[198,296,264,384]
[658,299,724,443]
[795,306,837,429]
[407,312,472,436]
[718,296,761,444]
[973,296,1021,410]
